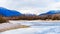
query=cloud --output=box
[0,0,56,9]
[0,0,7,7]
[20,7,44,15]
[46,2,60,11]
[0,0,59,15]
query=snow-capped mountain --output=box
[22,14,36,16]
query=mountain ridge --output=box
[0,7,21,17]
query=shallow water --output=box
[1,20,60,34]
[1,26,60,34]
[9,20,60,27]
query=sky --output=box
[0,0,60,15]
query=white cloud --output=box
[0,0,59,15]
[20,8,44,15]
[46,2,60,11]
[0,0,7,7]
[0,0,56,9]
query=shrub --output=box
[0,16,8,23]
[51,14,60,20]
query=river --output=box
[1,20,60,34]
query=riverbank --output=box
[0,23,29,32]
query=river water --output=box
[1,20,60,34]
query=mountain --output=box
[38,10,60,20]
[39,10,60,16]
[22,14,36,16]
[46,10,60,14]
[0,7,21,17]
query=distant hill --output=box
[46,10,60,14]
[38,10,60,20]
[0,7,21,17]
[22,14,36,16]
[39,10,60,16]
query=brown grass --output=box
[0,16,9,23]
[2,14,60,20]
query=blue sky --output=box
[0,0,60,15]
